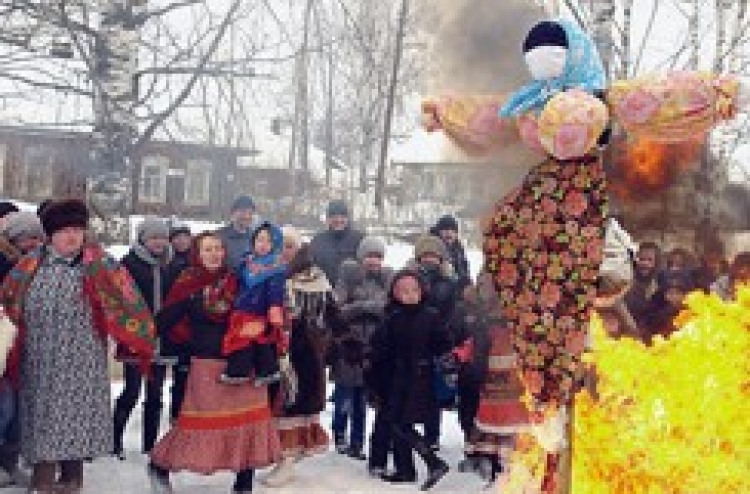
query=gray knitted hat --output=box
[357,236,386,260]
[5,212,44,241]
[137,216,170,241]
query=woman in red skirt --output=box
[148,232,281,493]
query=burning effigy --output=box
[423,16,750,493]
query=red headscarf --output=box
[164,232,238,343]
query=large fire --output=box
[498,287,749,493]
[609,137,703,202]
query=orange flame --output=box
[610,137,702,202]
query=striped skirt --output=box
[150,358,282,474]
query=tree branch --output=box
[133,0,242,151]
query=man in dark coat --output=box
[113,217,178,458]
[431,215,472,292]
[309,200,364,286]
[624,242,662,339]
[216,195,258,270]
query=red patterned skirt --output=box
[276,414,329,459]
[466,324,530,459]
[150,358,282,474]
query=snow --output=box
[2,383,491,494]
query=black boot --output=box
[421,459,449,491]
[346,444,367,461]
[381,472,417,484]
[334,435,348,454]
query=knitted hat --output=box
[40,199,89,237]
[357,236,386,260]
[137,216,170,242]
[231,195,256,213]
[414,234,447,261]
[5,212,44,241]
[0,201,19,219]
[434,215,459,233]
[326,200,350,217]
[281,225,302,247]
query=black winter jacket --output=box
[309,227,364,286]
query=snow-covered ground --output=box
[2,384,491,494]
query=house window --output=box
[24,146,55,198]
[184,159,212,206]
[140,155,168,203]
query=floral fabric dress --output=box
[20,254,113,463]
[484,155,608,406]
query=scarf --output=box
[240,223,285,290]
[499,18,607,118]
[163,265,238,344]
[132,243,173,314]
[1,243,156,385]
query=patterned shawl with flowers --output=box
[1,243,156,385]
[160,265,238,345]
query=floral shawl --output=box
[1,243,156,385]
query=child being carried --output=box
[221,222,287,386]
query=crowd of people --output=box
[0,195,746,493]
[603,241,750,343]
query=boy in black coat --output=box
[366,269,451,491]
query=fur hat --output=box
[5,212,44,242]
[137,216,170,242]
[357,236,385,260]
[40,199,89,236]
[414,234,447,261]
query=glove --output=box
[452,337,474,364]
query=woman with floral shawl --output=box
[0,199,155,493]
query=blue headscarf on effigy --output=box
[499,18,607,118]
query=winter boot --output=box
[147,463,173,494]
[334,435,348,454]
[346,444,367,461]
[57,460,83,494]
[381,471,417,484]
[29,462,57,494]
[421,459,449,491]
[260,457,295,487]
[232,469,254,493]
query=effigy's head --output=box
[501,19,610,160]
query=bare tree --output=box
[0,0,264,239]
